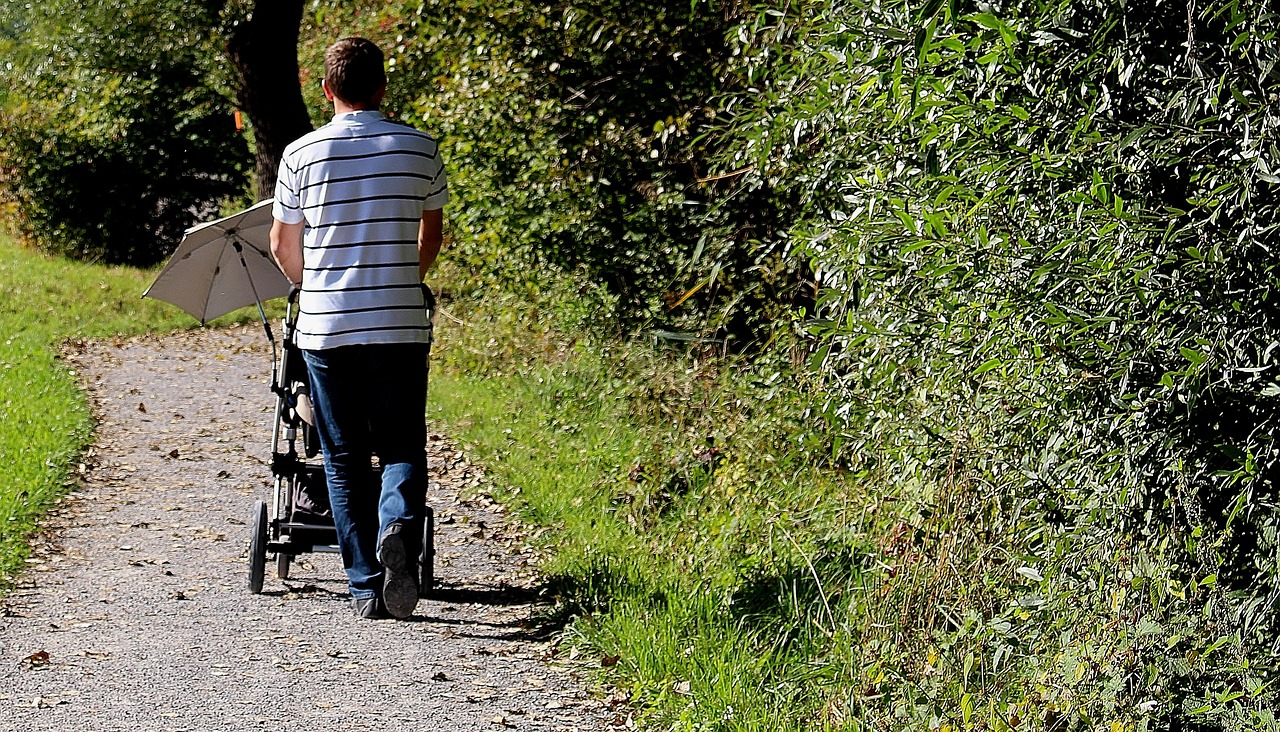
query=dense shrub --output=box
[0,0,249,265]
[382,1,1280,719]
[708,0,1280,724]
[392,0,810,340]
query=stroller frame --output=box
[248,288,435,596]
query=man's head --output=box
[323,37,386,109]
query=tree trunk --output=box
[224,0,313,200]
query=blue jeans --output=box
[302,343,428,599]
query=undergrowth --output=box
[425,277,1280,730]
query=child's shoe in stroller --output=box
[378,522,419,619]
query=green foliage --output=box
[699,0,1280,725]
[392,0,808,340]
[0,0,249,265]
[384,0,1280,726]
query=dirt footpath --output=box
[0,324,613,732]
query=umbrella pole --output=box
[230,236,282,400]
[230,237,276,348]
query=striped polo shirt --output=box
[272,110,448,350]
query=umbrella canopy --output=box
[143,199,293,324]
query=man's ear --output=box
[371,83,387,107]
[322,78,336,102]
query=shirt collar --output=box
[331,110,385,124]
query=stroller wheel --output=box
[276,552,291,580]
[419,506,435,597]
[248,500,267,594]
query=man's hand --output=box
[270,219,305,285]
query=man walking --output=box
[269,37,447,619]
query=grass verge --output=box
[424,283,1278,730]
[426,299,879,729]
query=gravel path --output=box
[0,324,614,732]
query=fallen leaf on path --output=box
[606,691,631,707]
[30,696,70,709]
[22,650,50,668]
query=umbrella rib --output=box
[197,214,254,323]
[198,241,227,325]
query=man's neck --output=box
[334,101,377,115]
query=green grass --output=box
[423,289,1265,730]
[425,306,879,730]
[0,233,264,583]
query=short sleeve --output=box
[423,157,449,211]
[272,154,305,224]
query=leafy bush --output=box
[0,0,249,265]
[386,0,1280,723]
[705,0,1280,724]
[392,0,810,340]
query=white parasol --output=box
[142,199,293,328]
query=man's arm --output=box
[270,219,306,285]
[418,208,444,281]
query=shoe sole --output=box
[379,529,418,619]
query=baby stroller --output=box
[247,288,435,595]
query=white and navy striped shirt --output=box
[272,110,448,350]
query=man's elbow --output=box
[269,219,303,283]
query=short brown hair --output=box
[324,38,386,106]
